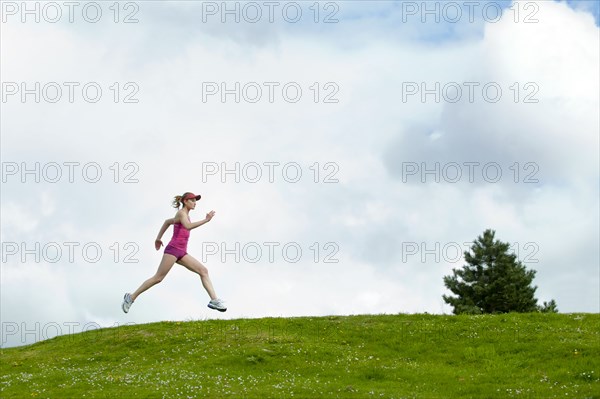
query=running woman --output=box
[122,192,227,313]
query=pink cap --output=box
[183,193,201,201]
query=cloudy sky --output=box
[1,0,598,348]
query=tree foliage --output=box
[443,229,557,314]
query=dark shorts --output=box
[164,244,187,261]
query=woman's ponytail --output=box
[172,195,183,209]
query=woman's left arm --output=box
[183,211,216,231]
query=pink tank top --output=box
[168,215,191,250]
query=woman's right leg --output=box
[131,254,177,301]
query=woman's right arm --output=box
[155,217,175,250]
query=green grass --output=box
[1,313,599,398]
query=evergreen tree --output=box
[538,299,559,313]
[443,229,555,314]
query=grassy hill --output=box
[1,313,598,398]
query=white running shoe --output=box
[122,293,134,313]
[208,298,227,312]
